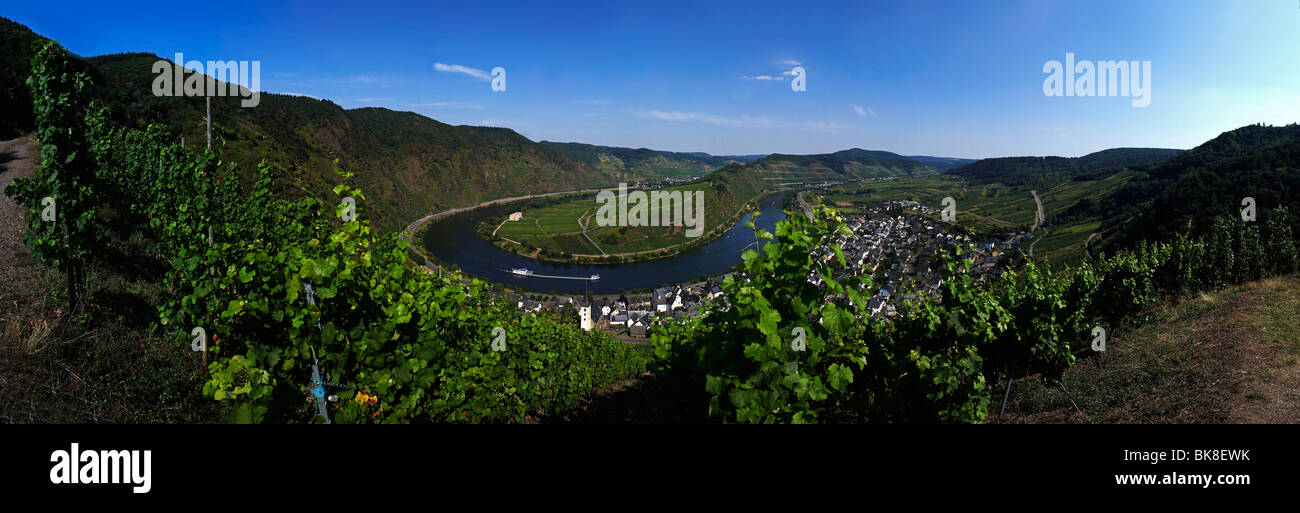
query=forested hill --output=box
[1142,124,1300,181]
[904,155,977,172]
[1102,124,1300,249]
[0,19,617,231]
[947,147,1183,188]
[739,148,938,187]
[0,16,58,137]
[540,141,749,182]
[710,153,766,163]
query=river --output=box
[420,193,789,294]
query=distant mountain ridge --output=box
[86,54,617,231]
[540,141,749,182]
[741,148,940,187]
[948,147,1184,188]
[711,153,766,162]
[905,155,978,173]
[8,16,1296,253]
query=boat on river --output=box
[509,268,599,281]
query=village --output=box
[505,279,724,343]
[501,199,1032,342]
[812,200,1030,318]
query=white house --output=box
[867,298,886,316]
[578,305,593,331]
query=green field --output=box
[493,182,760,260]
[491,166,1131,264]
[1033,221,1100,265]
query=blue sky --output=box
[7,0,1300,158]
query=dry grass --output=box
[993,275,1300,424]
[1,136,219,423]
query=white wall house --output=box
[578,305,592,331]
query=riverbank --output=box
[414,192,788,295]
[400,187,613,241]
[483,190,781,264]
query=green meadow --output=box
[491,182,761,261]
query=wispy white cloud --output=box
[408,101,484,109]
[434,62,491,81]
[776,59,803,66]
[851,104,876,118]
[630,109,851,132]
[348,75,381,83]
[742,75,785,81]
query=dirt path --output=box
[1024,190,1047,257]
[491,218,509,237]
[400,187,613,242]
[0,136,50,314]
[952,206,1018,228]
[577,209,606,256]
[1029,190,1044,231]
[1083,232,1097,259]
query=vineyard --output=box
[647,201,1297,423]
[5,41,649,423]
[7,41,1300,424]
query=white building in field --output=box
[508,212,523,221]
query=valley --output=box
[3,9,1300,431]
[467,148,948,265]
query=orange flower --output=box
[354,390,379,407]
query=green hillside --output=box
[541,141,746,182]
[0,20,617,231]
[948,147,1183,189]
[0,17,103,137]
[1103,124,1300,250]
[0,17,41,138]
[745,148,939,187]
[1000,275,1300,424]
[904,155,977,172]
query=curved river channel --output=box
[420,193,788,294]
